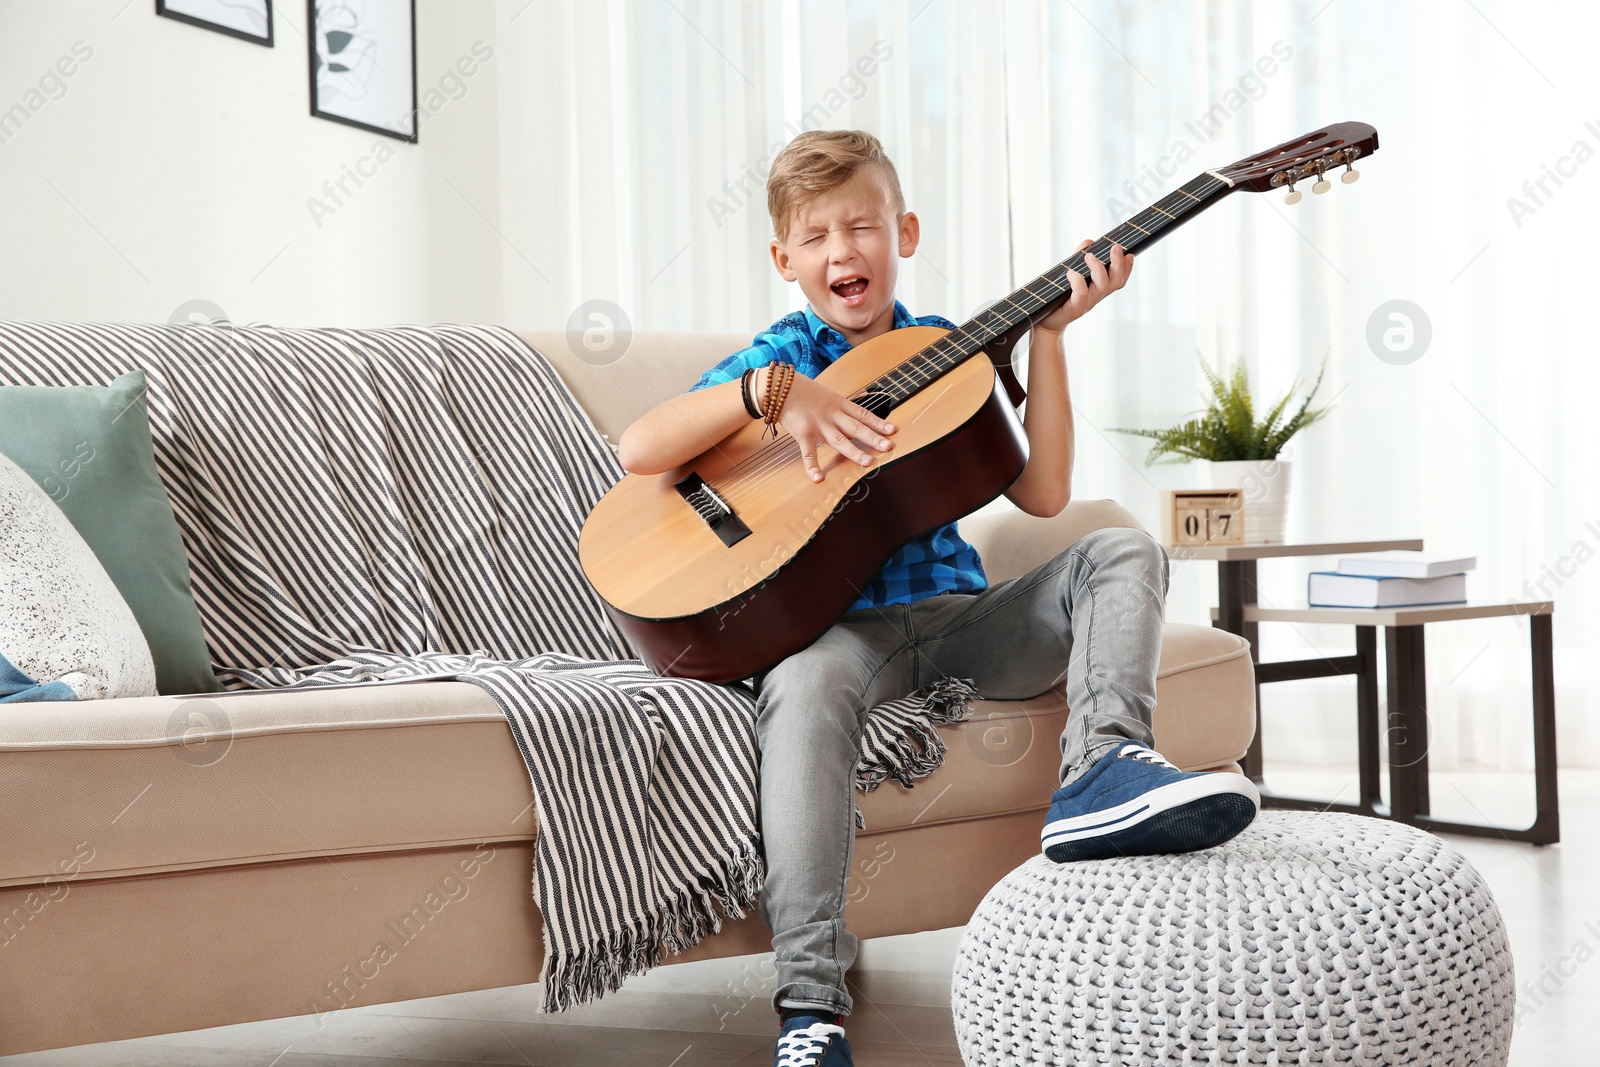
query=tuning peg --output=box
[1341,164,1360,184]
[1313,176,1331,194]
[1284,181,1301,205]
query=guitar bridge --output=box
[673,471,751,547]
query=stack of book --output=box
[1308,551,1475,608]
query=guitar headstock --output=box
[1214,120,1379,204]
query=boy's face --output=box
[770,168,919,346]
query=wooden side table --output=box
[1169,538,1560,845]
[1228,601,1559,845]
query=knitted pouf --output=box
[952,810,1515,1066]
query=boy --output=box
[616,130,1259,1067]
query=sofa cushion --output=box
[0,370,219,696]
[0,622,1251,887]
[0,678,526,888]
[520,329,754,449]
[959,497,1149,583]
[0,452,157,702]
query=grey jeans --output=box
[751,525,1170,1017]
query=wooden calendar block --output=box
[1161,488,1245,547]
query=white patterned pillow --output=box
[0,451,157,702]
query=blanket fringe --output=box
[536,840,765,1014]
[856,674,978,794]
[852,675,978,829]
[919,673,980,724]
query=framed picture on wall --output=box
[156,0,274,46]
[307,0,419,143]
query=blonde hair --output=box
[766,130,906,243]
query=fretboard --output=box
[855,171,1235,408]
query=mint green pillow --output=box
[0,370,220,695]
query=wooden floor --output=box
[4,766,1593,1066]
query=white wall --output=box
[0,0,502,327]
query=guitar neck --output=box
[859,170,1238,407]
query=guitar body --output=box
[579,326,1029,683]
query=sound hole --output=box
[854,389,895,419]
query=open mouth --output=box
[830,276,869,308]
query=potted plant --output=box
[1112,353,1333,543]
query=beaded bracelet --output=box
[774,372,794,436]
[739,367,762,419]
[761,361,795,439]
[760,360,782,421]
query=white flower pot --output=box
[1207,459,1291,543]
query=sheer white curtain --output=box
[497,0,1599,772]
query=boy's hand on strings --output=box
[768,371,896,483]
[1036,239,1134,335]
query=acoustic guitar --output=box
[580,121,1380,683]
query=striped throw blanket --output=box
[0,321,976,1011]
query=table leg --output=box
[1412,634,1431,817]
[1529,611,1561,843]
[1402,610,1560,845]
[1355,625,1382,810]
[1216,560,1262,782]
[1384,626,1431,823]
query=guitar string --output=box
[705,175,1227,504]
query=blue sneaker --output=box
[773,1014,852,1066]
[1042,741,1259,862]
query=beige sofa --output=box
[0,329,1255,1057]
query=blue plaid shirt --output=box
[686,300,989,612]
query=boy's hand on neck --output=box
[1035,239,1134,336]
[1006,240,1133,518]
